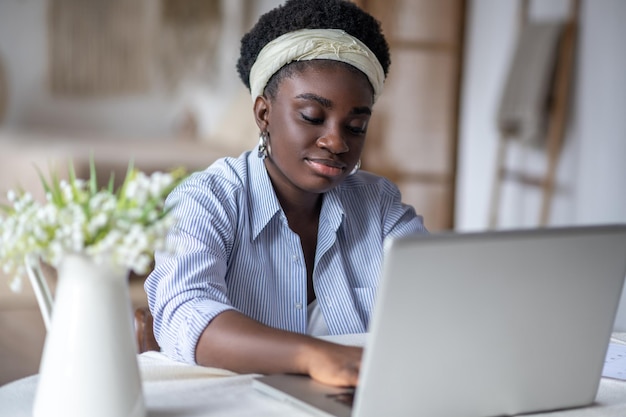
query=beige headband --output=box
[249,28,385,103]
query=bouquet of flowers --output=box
[0,158,187,292]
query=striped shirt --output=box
[145,150,427,364]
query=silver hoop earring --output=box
[257,131,269,159]
[349,159,361,176]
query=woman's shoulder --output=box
[340,170,400,195]
[184,151,252,190]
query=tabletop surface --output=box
[1,333,625,417]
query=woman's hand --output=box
[302,341,362,387]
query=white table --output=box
[1,334,625,417]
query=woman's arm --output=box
[195,310,362,387]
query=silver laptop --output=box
[253,225,626,417]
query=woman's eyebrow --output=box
[295,93,372,115]
[296,93,332,108]
[353,106,372,116]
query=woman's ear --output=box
[253,95,270,132]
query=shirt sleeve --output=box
[144,171,241,364]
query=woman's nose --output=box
[316,125,349,154]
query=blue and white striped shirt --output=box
[145,150,427,364]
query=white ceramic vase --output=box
[28,254,145,417]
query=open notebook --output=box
[253,225,626,417]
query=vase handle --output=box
[24,254,54,331]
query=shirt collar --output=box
[247,150,346,239]
[320,185,345,233]
[248,151,282,240]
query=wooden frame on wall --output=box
[354,0,466,231]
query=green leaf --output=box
[37,165,65,207]
[35,166,52,197]
[67,159,81,203]
[89,154,97,196]
[107,172,115,194]
[0,202,12,213]
[116,159,135,208]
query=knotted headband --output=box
[249,28,385,103]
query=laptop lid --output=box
[253,225,626,417]
[354,224,626,417]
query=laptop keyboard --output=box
[326,390,355,407]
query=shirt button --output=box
[292,254,298,262]
[295,302,303,310]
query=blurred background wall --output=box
[458,0,626,231]
[1,0,623,232]
[0,0,277,141]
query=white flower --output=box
[0,160,186,292]
[9,275,23,292]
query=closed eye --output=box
[301,114,323,124]
[348,126,367,135]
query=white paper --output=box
[603,342,626,380]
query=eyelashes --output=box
[348,126,367,135]
[301,114,323,124]
[300,114,367,135]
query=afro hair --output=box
[236,0,390,93]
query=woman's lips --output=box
[306,159,346,177]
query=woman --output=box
[145,0,427,387]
